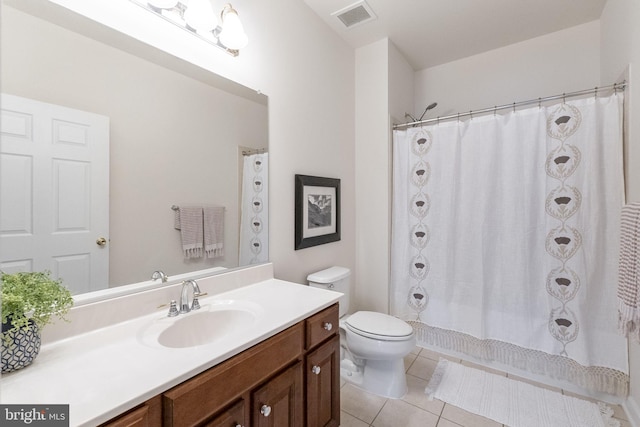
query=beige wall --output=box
[353,39,413,315]
[353,39,391,313]
[601,0,640,423]
[414,21,601,115]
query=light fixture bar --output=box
[129,0,239,57]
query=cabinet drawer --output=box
[305,304,339,350]
[163,322,304,427]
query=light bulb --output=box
[219,6,248,50]
[184,0,216,33]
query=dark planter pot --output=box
[1,318,41,373]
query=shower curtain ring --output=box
[538,98,542,109]
[512,102,516,113]
[594,86,598,98]
[562,93,566,104]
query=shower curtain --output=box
[391,94,629,396]
[239,152,269,265]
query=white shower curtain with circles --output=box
[239,152,269,265]
[391,94,629,396]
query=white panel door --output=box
[0,94,109,294]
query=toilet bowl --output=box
[307,267,416,399]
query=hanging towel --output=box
[174,207,204,259]
[204,206,224,258]
[618,202,640,342]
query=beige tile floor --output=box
[339,346,632,427]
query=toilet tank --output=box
[307,266,350,317]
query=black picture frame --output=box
[295,174,341,250]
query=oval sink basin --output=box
[158,309,256,348]
[138,300,261,349]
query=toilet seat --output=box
[344,311,414,341]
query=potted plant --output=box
[1,271,73,373]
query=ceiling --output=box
[302,0,608,70]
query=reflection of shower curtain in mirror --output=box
[239,153,269,265]
[391,94,629,396]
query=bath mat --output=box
[425,359,619,427]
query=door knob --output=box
[260,404,271,417]
[96,237,107,246]
[311,365,321,375]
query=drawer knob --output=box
[260,404,272,417]
[235,425,244,427]
[323,322,333,331]
[311,365,321,375]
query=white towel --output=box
[174,207,203,259]
[617,202,640,342]
[204,206,224,258]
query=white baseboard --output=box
[624,395,640,427]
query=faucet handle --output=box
[191,292,206,311]
[167,300,179,317]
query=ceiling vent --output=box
[332,1,377,29]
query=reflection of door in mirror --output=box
[0,94,110,294]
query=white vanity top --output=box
[0,276,341,426]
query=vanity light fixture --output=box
[218,4,248,50]
[131,0,248,56]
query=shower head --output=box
[404,113,417,122]
[418,102,438,121]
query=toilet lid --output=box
[344,311,414,340]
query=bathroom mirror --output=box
[0,0,268,296]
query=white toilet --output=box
[307,266,416,399]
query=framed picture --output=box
[295,174,341,250]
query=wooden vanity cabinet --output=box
[163,322,304,427]
[304,305,340,427]
[100,303,339,427]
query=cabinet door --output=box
[306,335,340,427]
[202,399,245,427]
[252,362,303,427]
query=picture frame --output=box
[295,174,341,250]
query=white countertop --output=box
[0,279,342,426]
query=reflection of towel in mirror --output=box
[204,206,224,258]
[174,207,204,258]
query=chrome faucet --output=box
[151,270,168,283]
[179,280,202,314]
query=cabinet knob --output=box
[323,322,333,331]
[260,404,272,417]
[311,365,321,375]
[235,425,244,427]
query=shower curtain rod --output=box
[242,148,267,156]
[393,81,626,130]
